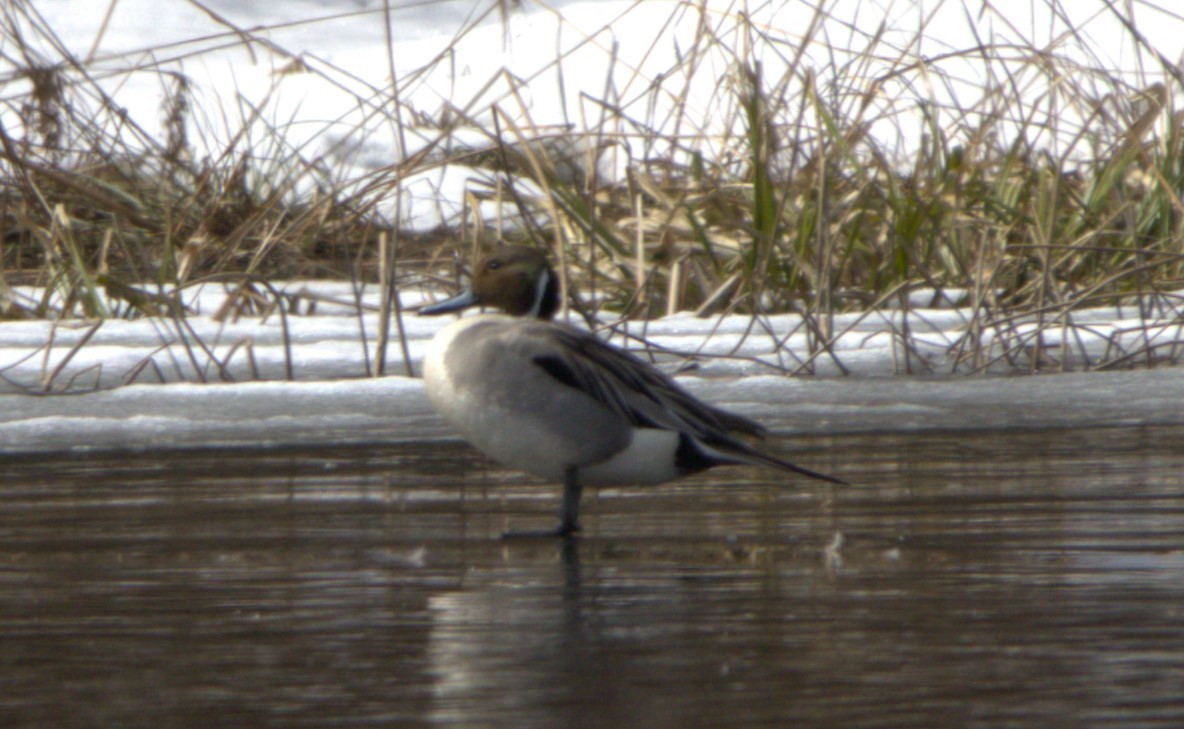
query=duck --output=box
[419,246,847,536]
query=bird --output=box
[419,246,847,536]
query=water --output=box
[1,426,1182,728]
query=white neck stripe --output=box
[529,268,551,318]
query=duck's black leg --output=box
[555,465,583,537]
[500,466,583,539]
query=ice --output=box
[0,378,444,452]
[4,333,1183,453]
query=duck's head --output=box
[420,246,560,320]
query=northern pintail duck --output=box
[420,246,846,536]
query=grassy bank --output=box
[1,0,1182,375]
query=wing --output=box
[520,322,850,487]
[525,323,767,441]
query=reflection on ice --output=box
[1,423,1183,726]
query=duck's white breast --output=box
[422,315,635,482]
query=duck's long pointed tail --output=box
[699,439,850,486]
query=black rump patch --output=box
[675,432,719,474]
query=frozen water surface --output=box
[5,282,1182,729]
[3,3,1184,727]
[2,426,1183,727]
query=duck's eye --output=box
[487,261,501,271]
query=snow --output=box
[4,339,1184,454]
[0,279,1182,453]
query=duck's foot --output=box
[500,522,580,540]
[501,468,584,539]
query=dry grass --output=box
[1,0,1183,380]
